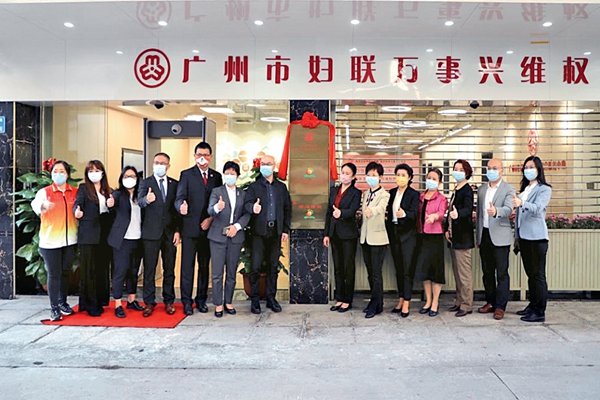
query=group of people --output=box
[325,157,552,322]
[33,142,291,321]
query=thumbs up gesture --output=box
[486,201,496,217]
[253,198,262,214]
[74,205,83,219]
[106,194,115,208]
[217,195,226,211]
[146,187,156,204]
[395,207,405,218]
[180,200,188,215]
[332,205,341,219]
[512,194,522,208]
[450,205,458,220]
[41,200,54,214]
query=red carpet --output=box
[41,302,187,329]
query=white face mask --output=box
[88,171,103,183]
[123,177,137,189]
[196,156,208,167]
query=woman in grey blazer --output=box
[512,156,552,323]
[208,161,250,318]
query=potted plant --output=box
[12,157,82,289]
[237,157,288,299]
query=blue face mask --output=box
[223,174,237,186]
[153,164,167,177]
[486,169,500,182]
[52,172,67,186]
[452,171,466,182]
[260,165,274,178]
[425,179,439,190]
[524,168,538,181]
[365,176,379,188]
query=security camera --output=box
[469,100,480,110]
[148,100,165,110]
[171,123,182,135]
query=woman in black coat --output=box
[323,162,362,313]
[386,163,420,317]
[107,166,144,318]
[444,159,475,317]
[74,160,113,317]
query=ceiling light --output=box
[572,108,594,113]
[445,21,454,27]
[199,107,235,114]
[115,50,124,55]
[426,48,433,53]
[184,114,206,121]
[584,51,591,56]
[462,124,472,129]
[406,139,423,144]
[403,120,426,127]
[349,48,357,53]
[506,50,514,55]
[254,20,264,26]
[368,144,399,149]
[246,103,266,108]
[370,133,391,137]
[63,22,74,28]
[542,21,552,27]
[418,144,429,150]
[381,106,412,112]
[260,116,287,122]
[336,105,350,112]
[192,49,199,54]
[158,20,168,26]
[364,140,382,144]
[351,19,360,25]
[271,49,278,53]
[438,108,468,115]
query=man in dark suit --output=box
[244,155,291,314]
[138,152,181,317]
[175,142,223,315]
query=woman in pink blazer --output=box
[414,168,448,317]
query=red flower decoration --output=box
[42,157,57,172]
[252,158,261,169]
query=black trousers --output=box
[519,238,549,315]
[111,239,142,300]
[362,243,387,312]
[143,233,177,305]
[331,235,358,304]
[389,230,417,300]
[39,245,76,308]
[250,228,281,302]
[78,239,111,314]
[480,228,511,310]
[180,231,211,305]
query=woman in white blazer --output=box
[360,162,390,318]
[512,156,552,323]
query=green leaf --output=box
[25,259,44,276]
[16,243,35,261]
[23,221,38,233]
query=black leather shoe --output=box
[214,310,223,318]
[196,302,209,313]
[365,310,376,319]
[455,309,473,317]
[183,303,193,316]
[251,301,261,315]
[419,307,431,314]
[400,311,410,318]
[115,306,126,318]
[521,313,545,323]
[225,306,237,315]
[330,304,341,312]
[428,309,439,317]
[266,299,282,313]
[338,305,352,313]
[516,306,532,316]
[126,300,144,311]
[448,305,460,312]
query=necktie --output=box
[202,172,208,186]
[159,178,166,201]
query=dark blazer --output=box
[138,175,180,241]
[243,175,291,237]
[74,183,113,245]
[444,183,475,250]
[107,190,139,250]
[324,184,361,240]
[175,166,222,238]
[207,185,251,244]
[385,186,420,241]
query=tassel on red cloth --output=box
[278,112,338,181]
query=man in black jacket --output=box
[138,152,181,317]
[244,155,291,314]
[175,142,223,315]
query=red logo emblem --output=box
[134,48,171,88]
[304,131,314,142]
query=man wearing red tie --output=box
[175,142,223,315]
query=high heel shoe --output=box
[400,310,410,318]
[419,307,431,314]
[330,304,342,312]
[338,305,352,313]
[428,308,439,317]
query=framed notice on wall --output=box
[122,148,144,176]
